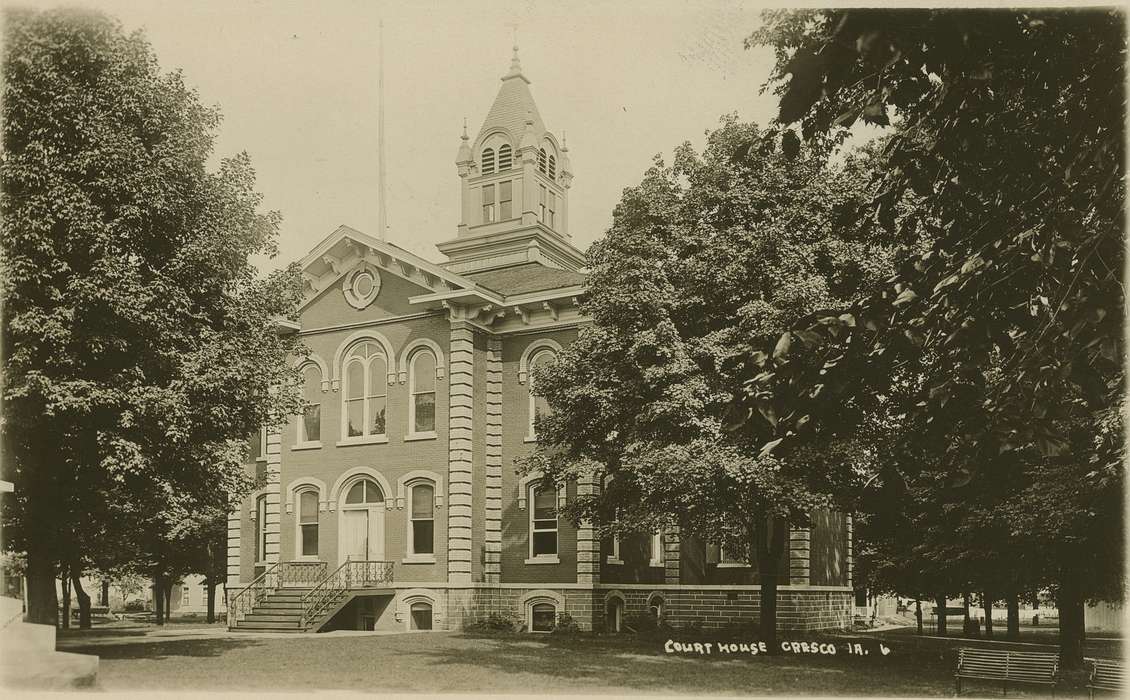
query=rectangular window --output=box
[299,490,319,557]
[499,180,513,220]
[482,184,495,223]
[650,530,664,567]
[538,184,547,222]
[531,486,558,557]
[411,484,435,555]
[547,191,556,229]
[183,586,191,606]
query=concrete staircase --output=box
[0,596,99,689]
[230,587,346,633]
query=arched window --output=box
[410,601,433,630]
[298,364,322,444]
[298,489,319,557]
[527,349,555,439]
[497,144,513,170]
[529,484,558,559]
[343,342,388,439]
[607,597,624,632]
[254,494,268,563]
[409,350,437,435]
[648,594,665,620]
[530,601,556,633]
[548,154,556,179]
[408,481,435,556]
[537,147,547,174]
[481,147,495,175]
[345,478,384,505]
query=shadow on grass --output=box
[413,633,957,696]
[62,637,265,661]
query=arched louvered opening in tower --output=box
[537,147,547,174]
[497,144,513,171]
[548,154,556,179]
[481,148,495,175]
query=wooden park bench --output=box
[1085,657,1123,699]
[955,647,1059,696]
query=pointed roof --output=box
[475,46,546,145]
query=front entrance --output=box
[339,478,385,565]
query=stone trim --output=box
[484,336,503,583]
[575,475,599,585]
[265,430,282,565]
[846,514,854,588]
[663,527,681,585]
[446,321,475,583]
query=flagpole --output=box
[377,18,387,241]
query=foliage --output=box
[551,611,581,635]
[464,612,518,634]
[0,7,305,623]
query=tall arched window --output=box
[529,484,558,559]
[298,489,319,557]
[408,481,435,556]
[649,529,664,567]
[481,147,495,175]
[527,349,555,439]
[537,147,547,174]
[548,154,556,179]
[409,350,437,435]
[254,494,268,563]
[343,342,388,439]
[298,364,322,444]
[497,144,513,170]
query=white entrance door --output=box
[341,510,368,563]
[340,506,385,565]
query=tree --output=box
[745,9,1124,667]
[524,116,897,650]
[1,8,305,625]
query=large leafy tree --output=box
[1,8,304,625]
[745,8,1124,666]
[524,117,897,649]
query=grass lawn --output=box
[53,626,1105,695]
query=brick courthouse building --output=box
[226,50,852,634]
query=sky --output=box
[22,0,807,273]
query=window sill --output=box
[291,441,323,451]
[292,555,320,562]
[404,431,438,442]
[649,561,664,568]
[336,436,389,447]
[525,556,560,565]
[401,555,437,565]
[523,435,538,444]
[605,558,624,565]
[718,562,750,569]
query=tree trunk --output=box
[206,581,217,624]
[100,580,110,607]
[985,592,994,642]
[935,593,947,636]
[1057,579,1085,669]
[24,546,58,626]
[163,580,173,621]
[1006,591,1020,640]
[60,575,71,630]
[754,516,788,655]
[915,598,923,635]
[153,578,165,625]
[71,573,92,629]
[962,592,972,637]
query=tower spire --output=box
[377,18,387,241]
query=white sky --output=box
[21,0,810,273]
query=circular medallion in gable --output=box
[343,264,382,309]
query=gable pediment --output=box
[298,225,478,312]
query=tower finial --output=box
[505,23,522,75]
[461,117,468,141]
[562,131,568,150]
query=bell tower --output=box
[439,46,584,274]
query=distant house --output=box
[226,49,853,634]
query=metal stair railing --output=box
[299,560,394,630]
[279,560,328,587]
[226,561,280,629]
